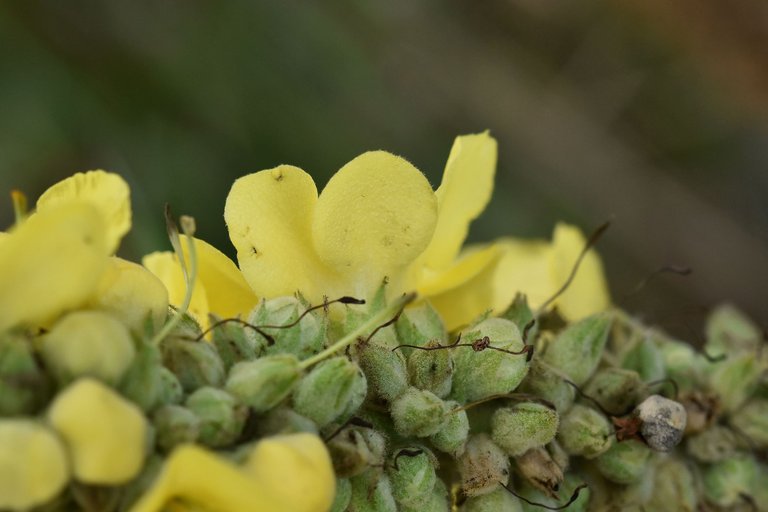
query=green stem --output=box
[150,232,198,345]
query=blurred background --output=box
[1,0,766,338]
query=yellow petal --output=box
[494,237,554,310]
[0,420,69,511]
[0,202,109,331]
[242,433,335,512]
[143,251,210,332]
[419,132,497,271]
[91,257,170,332]
[36,170,131,254]
[48,378,147,484]
[225,166,337,300]
[417,244,501,297]
[548,223,611,319]
[313,151,437,295]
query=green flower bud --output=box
[395,300,447,348]
[516,473,590,512]
[249,296,327,359]
[185,387,247,447]
[391,387,448,437]
[211,317,260,370]
[330,478,352,512]
[518,359,575,413]
[462,487,522,512]
[708,353,763,413]
[646,457,697,512]
[357,343,409,403]
[349,469,398,512]
[156,366,183,406]
[541,312,612,385]
[609,467,654,508]
[547,439,569,473]
[584,368,642,415]
[119,339,163,412]
[387,447,437,507]
[327,426,387,478]
[491,402,559,457]
[293,357,367,428]
[0,332,50,415]
[160,338,225,392]
[225,354,301,412]
[621,336,666,383]
[730,399,768,448]
[41,310,135,386]
[686,425,738,463]
[705,303,762,358]
[407,341,454,398]
[657,338,704,393]
[557,404,613,458]
[513,447,563,498]
[595,439,651,484]
[450,318,530,404]
[458,434,510,498]
[703,455,757,508]
[501,293,537,339]
[400,478,449,512]
[255,407,318,437]
[152,404,200,452]
[635,394,687,452]
[429,400,470,456]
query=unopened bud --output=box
[387,447,437,507]
[395,301,446,348]
[211,317,260,370]
[461,487,523,512]
[708,353,763,413]
[357,344,409,403]
[391,387,448,437]
[491,402,559,457]
[514,447,563,499]
[327,426,387,478]
[157,366,184,406]
[407,341,454,398]
[584,367,642,414]
[349,469,397,512]
[686,425,739,463]
[160,337,225,392]
[621,336,666,383]
[120,340,163,412]
[249,296,327,359]
[293,357,367,428]
[501,293,536,338]
[152,404,200,452]
[595,439,651,484]
[330,478,352,512]
[541,312,612,385]
[658,339,704,393]
[634,394,687,452]
[400,478,449,512]
[702,455,758,508]
[429,400,469,456]
[519,359,575,413]
[557,404,613,458]
[729,399,768,448]
[705,303,762,358]
[458,434,510,498]
[646,456,697,512]
[0,332,50,415]
[185,387,247,447]
[225,354,301,413]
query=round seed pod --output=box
[153,404,200,452]
[185,387,247,447]
[540,312,612,386]
[491,402,559,457]
[557,404,613,459]
[595,439,651,484]
[646,456,697,512]
[293,357,367,428]
[407,341,454,398]
[225,354,301,412]
[703,455,758,508]
[458,434,510,498]
[429,400,470,456]
[387,447,438,508]
[634,394,686,452]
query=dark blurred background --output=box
[1,0,767,338]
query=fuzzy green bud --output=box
[152,404,200,452]
[541,312,612,385]
[557,404,613,458]
[450,318,529,404]
[703,455,758,508]
[491,402,559,457]
[400,478,449,512]
[387,447,438,507]
[705,303,762,357]
[328,426,387,478]
[349,469,398,512]
[255,407,318,437]
[391,387,448,437]
[708,353,763,413]
[429,400,470,456]
[249,296,327,359]
[635,394,686,452]
[518,359,575,413]
[607,468,654,509]
[501,293,537,339]
[407,341,454,398]
[293,357,367,428]
[225,354,301,412]
[646,457,697,512]
[595,439,651,484]
[41,310,135,386]
[395,300,446,348]
[729,399,768,448]
[330,478,352,512]
[514,447,563,498]
[160,338,225,392]
[357,343,409,403]
[458,434,510,498]
[686,425,739,463]
[657,338,704,392]
[462,487,522,512]
[0,332,50,415]
[156,366,183,406]
[584,367,642,415]
[119,339,163,412]
[185,387,247,447]
[621,336,666,382]
[211,317,260,370]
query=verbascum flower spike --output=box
[0,420,69,511]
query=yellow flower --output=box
[0,420,69,511]
[129,433,334,512]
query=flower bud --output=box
[646,457,697,512]
[450,318,529,404]
[501,293,536,338]
[518,359,575,413]
[400,478,449,512]
[541,312,612,385]
[702,455,758,508]
[491,402,559,457]
[256,407,319,437]
[705,303,762,358]
[349,469,398,512]
[120,339,163,411]
[395,300,446,348]
[621,336,666,383]
[212,317,260,370]
[607,467,654,509]
[160,337,225,392]
[225,354,301,413]
[330,478,352,512]
[635,394,686,452]
[48,378,147,484]
[547,439,569,473]
[153,404,200,452]
[387,447,438,507]
[515,473,590,512]
[729,399,768,448]
[657,338,704,393]
[186,387,248,447]
[514,447,563,498]
[357,343,409,403]
[584,367,642,415]
[595,439,651,484]
[707,353,762,413]
[462,487,523,512]
[686,425,739,463]
[293,357,367,428]
[407,341,454,398]
[458,434,510,498]
[391,387,448,437]
[429,400,470,456]
[557,404,613,458]
[0,420,69,511]
[0,332,50,415]
[249,296,327,359]
[41,310,135,386]
[327,426,387,478]
[157,366,184,406]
